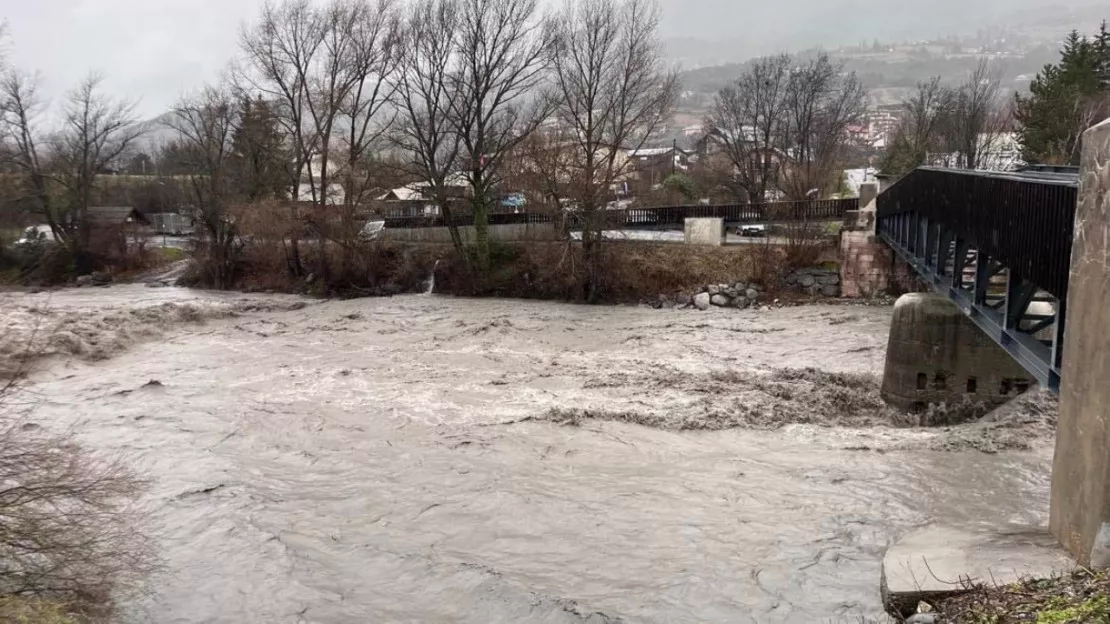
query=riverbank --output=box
[932,569,1108,622]
[0,287,1059,622]
[178,239,829,304]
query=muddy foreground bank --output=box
[2,287,1056,622]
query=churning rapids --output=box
[1,286,1054,623]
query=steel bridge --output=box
[876,167,1079,392]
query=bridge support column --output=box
[840,182,911,298]
[881,293,1035,415]
[1051,118,1110,566]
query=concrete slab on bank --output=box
[881,525,1075,617]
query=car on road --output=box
[738,224,766,238]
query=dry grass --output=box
[191,199,843,302]
[433,241,767,303]
[198,233,772,304]
[933,568,1110,623]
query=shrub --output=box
[0,344,156,621]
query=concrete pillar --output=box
[684,218,724,246]
[859,181,879,218]
[1051,118,1110,566]
[881,293,1035,417]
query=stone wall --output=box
[841,232,891,297]
[838,181,915,298]
[839,231,916,298]
[784,268,840,297]
[1051,118,1110,567]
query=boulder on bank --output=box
[75,275,93,287]
[710,294,730,307]
[693,292,711,310]
[652,295,675,310]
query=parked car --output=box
[358,220,386,242]
[739,224,766,238]
[15,225,58,247]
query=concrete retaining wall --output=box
[381,222,559,243]
[684,218,724,246]
[1051,118,1110,566]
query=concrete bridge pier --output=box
[1051,118,1110,567]
[881,293,1035,416]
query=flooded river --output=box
[1,286,1053,623]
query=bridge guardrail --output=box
[877,167,1077,301]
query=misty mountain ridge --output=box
[660,0,1107,67]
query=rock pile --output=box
[653,281,764,310]
[784,268,840,297]
[75,271,113,288]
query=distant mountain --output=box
[134,111,183,155]
[659,0,1107,66]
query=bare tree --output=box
[165,87,240,288]
[392,0,467,255]
[879,77,954,177]
[705,54,792,203]
[239,0,403,280]
[0,420,153,616]
[3,72,141,256]
[239,0,322,204]
[0,71,55,238]
[448,0,553,270]
[941,59,1009,170]
[241,0,401,205]
[777,53,866,200]
[53,74,143,253]
[542,0,677,300]
[0,339,154,619]
[335,0,402,208]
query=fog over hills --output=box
[5,0,1103,126]
[659,0,1108,65]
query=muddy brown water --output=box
[1,287,1052,623]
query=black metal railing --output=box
[877,167,1077,300]
[383,198,857,230]
[382,212,554,229]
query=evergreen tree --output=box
[1016,23,1110,165]
[229,97,289,201]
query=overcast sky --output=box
[4,0,270,117]
[1,0,1096,118]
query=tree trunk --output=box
[473,198,490,272]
